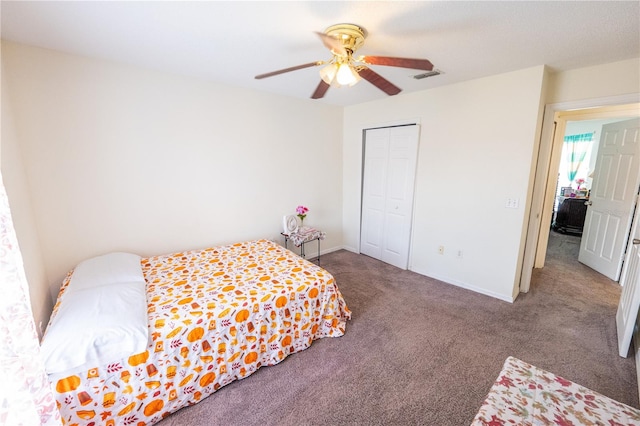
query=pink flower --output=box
[296,205,309,222]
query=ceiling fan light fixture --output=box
[319,63,338,85]
[336,63,360,86]
[319,62,360,88]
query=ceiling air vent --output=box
[413,69,442,80]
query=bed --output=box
[472,356,640,425]
[41,239,351,425]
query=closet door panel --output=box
[361,125,419,269]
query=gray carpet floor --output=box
[158,231,638,425]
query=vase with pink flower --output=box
[296,205,309,227]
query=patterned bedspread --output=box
[471,356,640,425]
[49,239,351,425]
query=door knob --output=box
[584,200,592,206]
[633,239,640,245]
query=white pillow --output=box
[41,281,149,375]
[69,252,144,291]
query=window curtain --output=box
[564,132,594,183]
[0,173,60,425]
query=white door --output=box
[360,125,419,269]
[579,118,640,280]
[360,128,389,260]
[616,194,640,357]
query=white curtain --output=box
[0,173,60,425]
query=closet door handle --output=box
[633,239,640,245]
[584,200,592,206]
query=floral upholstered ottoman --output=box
[472,356,640,425]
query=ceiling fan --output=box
[255,23,434,99]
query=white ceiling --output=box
[2,1,639,106]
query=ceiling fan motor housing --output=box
[324,24,367,55]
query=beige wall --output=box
[342,57,640,303]
[343,66,547,302]
[547,58,640,104]
[1,42,344,311]
[1,56,51,335]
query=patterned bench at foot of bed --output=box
[471,356,640,426]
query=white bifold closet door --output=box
[360,125,419,269]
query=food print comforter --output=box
[49,239,351,425]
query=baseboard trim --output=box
[410,268,516,303]
[281,244,351,261]
[321,247,516,303]
[319,246,347,256]
[341,246,359,254]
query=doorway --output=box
[546,118,634,275]
[519,99,640,294]
[535,107,640,278]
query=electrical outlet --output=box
[438,245,444,255]
[505,197,519,209]
[457,250,463,259]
